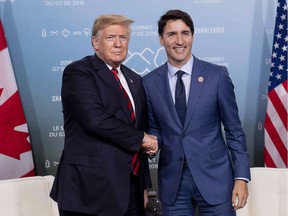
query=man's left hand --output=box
[232,179,249,210]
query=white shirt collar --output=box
[167,55,194,77]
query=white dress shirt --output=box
[167,55,193,104]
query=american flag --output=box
[264,0,287,168]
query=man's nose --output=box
[114,37,122,46]
[175,34,183,44]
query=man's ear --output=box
[91,36,99,50]
[159,36,164,46]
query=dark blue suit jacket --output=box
[143,56,250,206]
[50,54,151,216]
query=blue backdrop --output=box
[0,0,276,197]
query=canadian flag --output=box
[0,20,35,180]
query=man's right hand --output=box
[141,133,158,156]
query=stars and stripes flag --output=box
[264,0,288,168]
[0,20,35,179]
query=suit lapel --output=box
[184,57,206,130]
[91,55,133,125]
[155,64,183,127]
[91,54,115,88]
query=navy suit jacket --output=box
[50,54,151,216]
[143,56,250,206]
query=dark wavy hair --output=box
[158,9,194,36]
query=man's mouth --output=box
[174,47,185,53]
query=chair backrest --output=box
[0,175,59,216]
[237,167,288,216]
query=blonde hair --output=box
[92,14,134,37]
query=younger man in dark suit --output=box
[143,9,250,216]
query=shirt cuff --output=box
[235,177,249,183]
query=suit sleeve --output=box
[143,79,163,148]
[62,63,144,152]
[217,67,251,180]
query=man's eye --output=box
[107,36,115,41]
[120,36,128,41]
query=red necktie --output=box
[111,68,140,176]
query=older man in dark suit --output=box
[50,14,158,216]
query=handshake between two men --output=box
[141,133,159,156]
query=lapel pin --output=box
[198,76,204,82]
[130,79,133,83]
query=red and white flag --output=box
[264,0,287,168]
[0,20,35,179]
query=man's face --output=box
[160,19,193,68]
[92,24,130,68]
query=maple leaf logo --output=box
[0,90,31,160]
